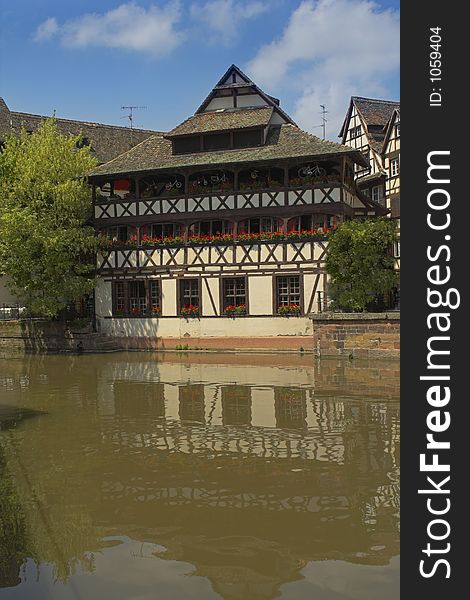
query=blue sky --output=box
[0,0,399,140]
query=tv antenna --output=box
[121,105,147,130]
[312,104,328,139]
[320,104,328,139]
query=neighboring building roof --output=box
[166,107,274,137]
[339,96,400,153]
[89,123,368,178]
[0,97,162,164]
[352,97,400,128]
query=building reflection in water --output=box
[0,354,400,600]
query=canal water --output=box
[0,353,399,600]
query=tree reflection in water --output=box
[0,353,399,599]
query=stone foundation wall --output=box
[0,321,119,353]
[311,312,400,359]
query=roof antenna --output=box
[121,105,147,145]
[121,105,147,130]
[320,104,328,139]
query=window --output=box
[233,129,262,148]
[114,281,126,314]
[142,223,183,239]
[276,276,302,313]
[179,279,200,314]
[129,281,147,315]
[104,226,133,242]
[349,125,361,139]
[223,278,247,310]
[390,157,400,177]
[173,136,200,154]
[112,280,161,316]
[189,220,233,237]
[287,214,334,231]
[203,132,231,151]
[372,185,384,203]
[238,217,282,234]
[394,241,400,258]
[395,124,400,137]
[149,281,161,313]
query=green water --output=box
[0,352,399,599]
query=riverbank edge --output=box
[0,313,400,359]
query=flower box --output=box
[150,307,161,316]
[224,304,247,317]
[180,305,199,318]
[278,304,302,316]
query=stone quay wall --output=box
[310,312,400,359]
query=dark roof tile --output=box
[166,107,273,137]
[90,124,368,178]
[0,98,162,164]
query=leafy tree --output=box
[0,119,98,316]
[325,218,399,311]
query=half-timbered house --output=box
[339,96,400,217]
[89,65,387,345]
[340,96,400,286]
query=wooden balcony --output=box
[94,181,357,222]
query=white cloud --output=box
[33,17,59,42]
[33,2,184,57]
[190,0,268,44]
[246,0,399,138]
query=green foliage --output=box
[325,218,399,311]
[0,120,98,316]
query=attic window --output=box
[173,136,200,154]
[203,132,230,150]
[233,129,262,148]
[350,125,361,139]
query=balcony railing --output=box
[94,182,347,221]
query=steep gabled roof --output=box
[0,97,162,164]
[89,124,368,178]
[353,97,400,128]
[194,64,295,126]
[166,107,274,137]
[339,96,400,151]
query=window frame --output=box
[274,274,303,315]
[112,279,162,317]
[178,278,201,316]
[221,276,248,313]
[390,156,400,177]
[371,185,384,203]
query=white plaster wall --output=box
[204,97,233,111]
[248,276,272,315]
[269,112,287,125]
[97,315,312,338]
[162,279,177,316]
[202,278,219,316]
[237,94,266,108]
